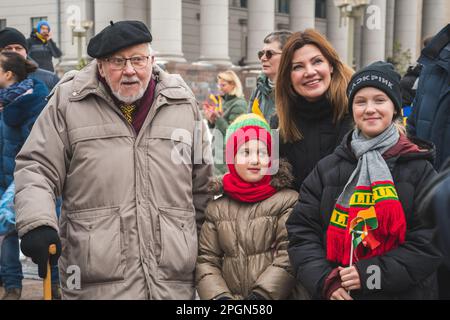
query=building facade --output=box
[1,0,449,69]
[1,0,449,101]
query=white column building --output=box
[422,0,450,40]
[289,0,315,32]
[361,0,387,66]
[326,0,350,65]
[197,0,231,66]
[394,0,423,61]
[94,0,124,31]
[246,0,275,67]
[150,0,186,63]
[385,0,396,59]
[1,0,448,70]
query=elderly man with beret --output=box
[14,20,214,299]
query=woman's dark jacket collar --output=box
[293,95,333,121]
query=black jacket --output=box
[407,24,450,171]
[27,33,62,72]
[286,131,441,300]
[419,157,450,268]
[271,96,353,191]
[30,67,60,90]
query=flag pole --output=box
[349,232,354,267]
[348,232,354,295]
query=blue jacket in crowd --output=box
[407,24,450,171]
[0,78,49,194]
[29,67,59,91]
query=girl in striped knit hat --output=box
[195,113,308,300]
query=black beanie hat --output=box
[347,61,402,119]
[0,27,28,52]
[87,20,152,58]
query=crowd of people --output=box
[0,19,448,300]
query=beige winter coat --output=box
[196,160,309,300]
[14,61,214,299]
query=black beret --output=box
[87,20,152,58]
[0,27,28,52]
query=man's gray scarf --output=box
[336,124,399,207]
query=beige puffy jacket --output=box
[196,160,309,300]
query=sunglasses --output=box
[257,49,282,60]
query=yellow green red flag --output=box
[349,206,380,250]
[251,97,264,119]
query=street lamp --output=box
[68,20,93,68]
[334,0,370,68]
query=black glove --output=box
[20,226,61,278]
[246,292,266,300]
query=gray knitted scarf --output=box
[327,124,407,265]
[336,124,399,207]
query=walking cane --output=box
[43,244,57,300]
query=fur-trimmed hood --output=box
[208,158,295,196]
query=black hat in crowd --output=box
[87,20,152,58]
[347,61,402,119]
[0,27,28,51]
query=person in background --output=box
[271,29,354,191]
[407,23,450,171]
[248,30,292,123]
[287,61,441,300]
[0,27,59,90]
[0,52,54,299]
[418,156,450,299]
[26,21,62,73]
[204,70,247,175]
[398,36,433,125]
[0,27,61,298]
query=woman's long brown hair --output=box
[275,29,354,143]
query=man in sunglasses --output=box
[14,20,213,300]
[248,30,293,123]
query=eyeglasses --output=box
[105,55,150,70]
[257,49,282,60]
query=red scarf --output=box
[223,167,276,203]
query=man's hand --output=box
[20,226,61,278]
[330,287,353,300]
[339,266,361,291]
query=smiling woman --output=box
[271,29,354,190]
